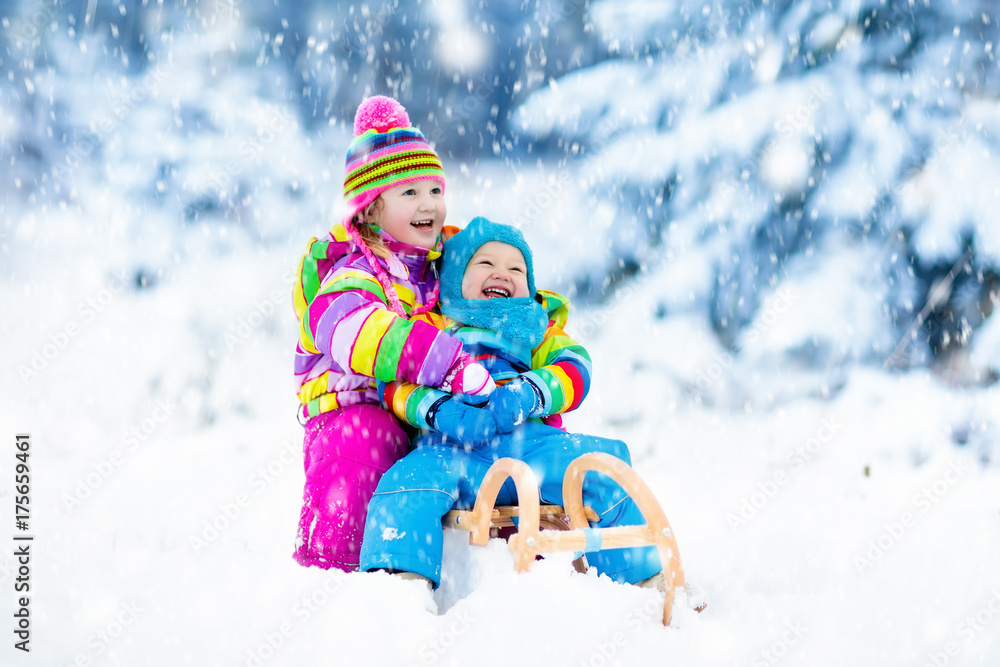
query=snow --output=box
[2,0,1000,665]
[904,135,1000,265]
[805,14,848,53]
[382,527,405,541]
[7,325,1000,665]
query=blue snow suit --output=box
[358,421,663,587]
[359,217,661,586]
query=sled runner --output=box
[443,452,687,625]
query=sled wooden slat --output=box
[495,504,601,523]
[444,505,598,532]
[531,525,662,553]
[443,453,687,626]
[444,504,599,572]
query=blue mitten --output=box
[487,376,543,434]
[428,397,497,447]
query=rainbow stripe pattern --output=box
[343,127,445,221]
[380,290,592,429]
[293,224,461,422]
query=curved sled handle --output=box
[465,458,542,571]
[562,452,686,626]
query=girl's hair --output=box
[352,198,391,259]
[344,194,440,318]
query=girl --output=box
[291,97,493,571]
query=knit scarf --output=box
[440,295,548,350]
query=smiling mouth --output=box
[482,287,511,299]
[410,219,434,231]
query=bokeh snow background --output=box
[2,0,999,665]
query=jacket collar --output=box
[329,223,442,281]
[379,230,442,280]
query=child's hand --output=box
[428,398,497,447]
[487,376,543,434]
[440,352,496,396]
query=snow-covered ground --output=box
[3,0,1000,664]
[3,163,999,665]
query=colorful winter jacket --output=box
[381,290,591,430]
[292,224,463,422]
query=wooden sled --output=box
[443,452,687,625]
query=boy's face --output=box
[365,179,446,249]
[461,241,530,300]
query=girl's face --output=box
[461,241,530,300]
[364,179,446,249]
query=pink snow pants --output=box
[293,403,410,571]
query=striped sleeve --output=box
[380,380,450,430]
[302,268,462,385]
[523,322,592,416]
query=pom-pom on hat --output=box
[343,96,446,225]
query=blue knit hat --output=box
[441,217,537,299]
[440,217,548,349]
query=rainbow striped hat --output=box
[343,96,446,225]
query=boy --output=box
[358,217,665,591]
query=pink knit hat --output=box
[342,96,446,225]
